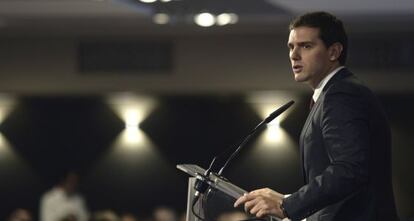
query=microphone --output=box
[193,100,294,195]
[217,100,294,176]
[190,100,294,220]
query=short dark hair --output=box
[289,12,348,65]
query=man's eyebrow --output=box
[287,41,314,48]
[298,41,314,45]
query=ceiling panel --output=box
[0,0,151,17]
[0,0,413,35]
[268,0,414,15]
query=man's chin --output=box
[294,74,307,83]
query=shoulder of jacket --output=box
[324,75,367,96]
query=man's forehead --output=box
[288,26,320,43]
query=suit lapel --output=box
[300,99,320,182]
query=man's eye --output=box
[303,44,312,49]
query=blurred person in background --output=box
[40,171,89,221]
[7,208,32,221]
[216,211,248,221]
[153,207,177,221]
[178,212,186,221]
[92,210,119,221]
[120,212,138,221]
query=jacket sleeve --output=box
[282,84,371,220]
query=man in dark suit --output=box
[234,12,399,221]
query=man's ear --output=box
[328,43,343,61]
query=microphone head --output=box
[264,100,295,123]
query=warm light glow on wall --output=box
[248,92,295,122]
[0,94,16,153]
[0,133,13,156]
[107,93,156,150]
[0,133,6,152]
[243,91,299,168]
[108,93,155,124]
[0,94,16,124]
[265,119,282,143]
[123,127,144,145]
[124,109,142,128]
[247,91,297,145]
[114,128,154,151]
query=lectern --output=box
[177,164,281,221]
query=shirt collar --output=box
[312,66,345,102]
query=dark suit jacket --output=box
[283,68,399,221]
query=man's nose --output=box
[290,48,300,61]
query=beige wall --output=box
[0,34,412,95]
